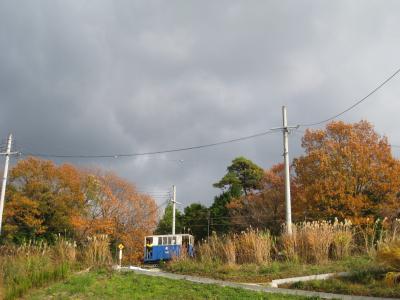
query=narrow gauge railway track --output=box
[144,263,159,268]
[138,263,160,269]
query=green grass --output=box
[26,270,319,300]
[1,254,76,300]
[163,256,371,283]
[285,268,400,298]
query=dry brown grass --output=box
[80,235,112,267]
[332,219,354,259]
[171,244,190,263]
[375,219,400,270]
[222,237,236,265]
[197,229,273,265]
[376,239,400,270]
[355,218,400,257]
[235,229,272,264]
[358,218,384,257]
[0,240,76,300]
[280,226,298,262]
[197,234,220,264]
[0,235,114,300]
[281,220,352,264]
[53,236,77,262]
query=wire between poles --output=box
[21,130,275,159]
[298,67,400,127]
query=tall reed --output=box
[196,229,273,265]
[197,233,221,264]
[281,220,349,263]
[222,236,236,265]
[53,235,77,261]
[332,219,353,259]
[358,218,384,257]
[235,229,272,264]
[80,235,112,267]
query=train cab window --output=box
[158,237,162,245]
[163,236,168,245]
[167,237,172,245]
[171,236,177,245]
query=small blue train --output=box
[144,234,194,263]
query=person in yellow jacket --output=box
[146,239,153,258]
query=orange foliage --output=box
[4,157,85,240]
[3,157,157,263]
[72,171,158,262]
[294,120,400,223]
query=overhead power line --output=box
[140,191,171,195]
[21,130,275,159]
[299,67,400,127]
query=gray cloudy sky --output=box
[1,1,400,208]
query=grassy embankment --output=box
[285,268,400,298]
[282,238,400,298]
[164,256,371,283]
[26,269,319,300]
[0,235,111,300]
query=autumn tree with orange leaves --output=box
[226,121,400,231]
[1,157,157,262]
[3,158,85,242]
[73,171,158,261]
[294,120,400,223]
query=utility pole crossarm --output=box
[269,125,300,132]
[0,152,19,156]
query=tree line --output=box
[156,120,400,241]
[1,120,399,256]
[1,158,157,261]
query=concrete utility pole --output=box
[281,106,298,235]
[282,106,292,234]
[0,134,14,235]
[172,185,176,235]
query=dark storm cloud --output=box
[1,1,400,207]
